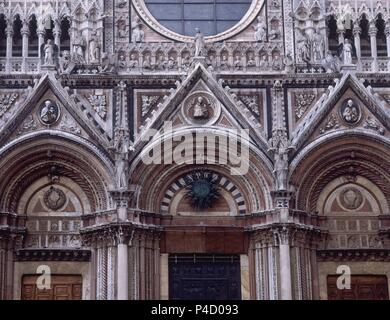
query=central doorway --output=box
[21,274,82,300]
[169,254,241,300]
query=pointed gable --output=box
[0,73,111,149]
[290,73,390,153]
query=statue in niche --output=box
[341,99,360,124]
[131,16,145,43]
[43,39,55,65]
[247,52,256,67]
[117,53,127,71]
[114,130,129,190]
[143,54,152,70]
[89,31,101,64]
[129,54,139,69]
[220,54,229,70]
[72,30,86,63]
[194,28,205,57]
[41,39,59,68]
[341,38,354,65]
[99,53,117,74]
[253,17,267,42]
[259,55,269,69]
[40,100,60,125]
[274,152,288,191]
[234,55,242,70]
[284,52,294,73]
[192,96,209,120]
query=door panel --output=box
[21,275,82,300]
[169,254,241,300]
[327,275,389,300]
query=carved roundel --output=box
[39,99,61,125]
[182,91,221,126]
[339,99,361,126]
[43,186,67,211]
[339,187,364,211]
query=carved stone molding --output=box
[15,249,91,262]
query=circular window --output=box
[144,0,253,37]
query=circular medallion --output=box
[339,187,363,210]
[43,186,66,211]
[39,100,60,125]
[339,99,361,126]
[185,171,220,209]
[182,91,221,126]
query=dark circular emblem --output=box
[39,100,60,125]
[339,187,363,210]
[339,99,361,125]
[43,186,66,211]
[185,171,220,209]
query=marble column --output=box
[277,228,292,300]
[37,27,45,60]
[21,21,29,72]
[117,241,128,300]
[369,20,378,72]
[5,23,13,73]
[353,22,362,69]
[385,22,390,71]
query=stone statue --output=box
[193,96,209,119]
[132,16,145,43]
[40,100,59,125]
[115,154,128,190]
[322,50,340,73]
[99,53,117,74]
[283,52,294,73]
[89,31,101,64]
[253,17,267,42]
[59,50,75,74]
[342,99,360,124]
[43,39,55,65]
[72,30,86,63]
[274,152,288,191]
[342,39,353,65]
[194,28,205,57]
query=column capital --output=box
[368,22,378,36]
[5,25,13,37]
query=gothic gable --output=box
[290,73,390,153]
[0,73,111,149]
[133,63,268,152]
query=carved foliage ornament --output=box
[0,93,18,118]
[87,94,107,120]
[294,92,316,120]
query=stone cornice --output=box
[317,249,390,262]
[15,249,91,262]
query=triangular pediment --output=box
[290,73,390,153]
[0,73,111,150]
[132,63,268,154]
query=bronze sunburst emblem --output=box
[185,171,220,210]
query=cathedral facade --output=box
[0,0,389,300]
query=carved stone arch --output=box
[0,131,115,213]
[129,127,274,212]
[290,131,390,212]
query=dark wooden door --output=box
[169,254,241,300]
[21,275,82,300]
[327,275,389,300]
